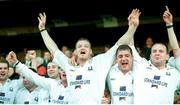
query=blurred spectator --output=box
[61,45,69,54]
[42,51,52,68]
[141,36,154,60]
[104,44,111,53]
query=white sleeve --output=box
[130,46,143,62]
[94,44,119,75]
[16,62,55,90]
[99,44,118,68]
[175,71,180,90]
[168,56,180,72]
[53,49,69,73]
[175,56,180,72]
[107,70,111,92]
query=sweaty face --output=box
[0,63,9,81]
[150,44,169,66]
[76,40,92,60]
[47,62,59,79]
[116,50,133,74]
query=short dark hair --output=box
[0,57,9,68]
[152,43,169,53]
[76,37,91,48]
[115,45,133,57]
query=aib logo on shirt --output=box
[151,75,160,88]
[119,86,126,101]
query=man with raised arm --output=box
[6,51,69,104]
[163,6,180,72]
[129,6,180,104]
[38,9,140,104]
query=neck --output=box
[77,59,87,66]
[146,45,152,48]
[0,80,7,86]
[153,63,166,70]
[55,76,61,81]
[61,80,68,88]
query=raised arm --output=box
[38,12,59,56]
[116,8,141,46]
[6,51,55,90]
[163,6,180,58]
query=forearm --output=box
[16,62,52,89]
[167,26,180,57]
[40,30,59,56]
[116,25,137,46]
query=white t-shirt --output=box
[16,63,69,104]
[168,56,180,72]
[131,46,180,104]
[14,86,49,104]
[53,44,118,104]
[0,79,23,104]
[107,64,134,104]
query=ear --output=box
[150,53,152,59]
[90,49,93,56]
[166,53,170,61]
[73,49,78,56]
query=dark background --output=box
[0,0,179,53]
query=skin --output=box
[150,43,169,69]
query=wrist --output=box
[39,28,46,32]
[166,23,173,29]
[13,61,20,68]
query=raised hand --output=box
[38,12,46,30]
[163,6,173,25]
[128,8,141,27]
[6,51,18,66]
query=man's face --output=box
[26,50,36,61]
[0,63,9,81]
[47,62,59,79]
[22,75,35,89]
[146,37,154,46]
[116,50,133,74]
[59,69,67,81]
[44,52,51,61]
[75,40,92,60]
[150,44,169,66]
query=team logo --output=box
[88,66,93,71]
[9,87,13,92]
[34,97,38,102]
[166,72,171,76]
